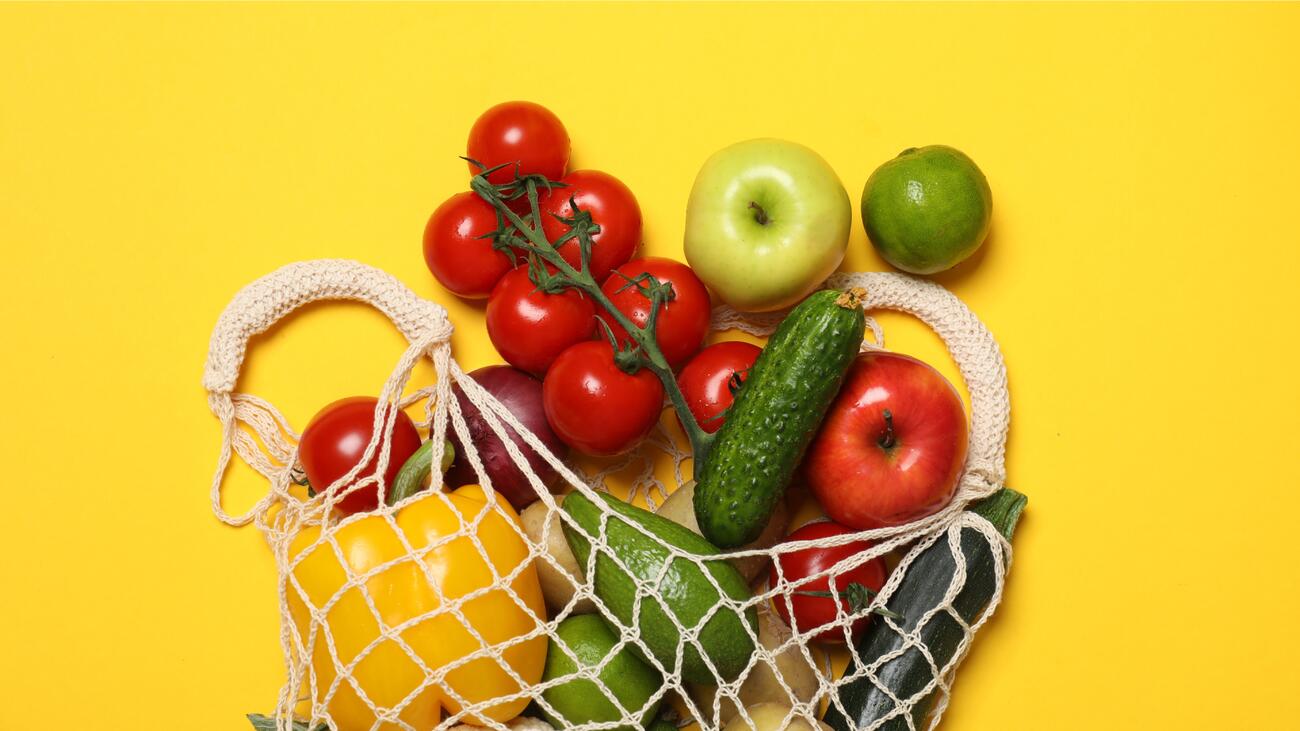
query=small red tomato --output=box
[298,397,423,515]
[769,520,888,645]
[467,101,570,185]
[539,170,642,280]
[676,341,762,434]
[486,264,596,376]
[542,340,665,456]
[422,191,515,299]
[600,257,711,370]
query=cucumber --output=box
[694,288,866,548]
[562,491,758,685]
[823,487,1027,731]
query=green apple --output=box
[684,139,850,312]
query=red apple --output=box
[804,351,968,529]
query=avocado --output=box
[561,491,758,685]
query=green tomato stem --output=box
[792,582,904,621]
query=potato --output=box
[690,603,820,727]
[520,500,595,614]
[654,480,789,581]
[721,703,831,731]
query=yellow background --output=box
[2,2,1299,729]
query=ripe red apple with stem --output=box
[804,351,968,529]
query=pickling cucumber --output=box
[693,288,866,548]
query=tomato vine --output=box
[468,163,717,470]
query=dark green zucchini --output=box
[823,487,1027,731]
[694,288,866,548]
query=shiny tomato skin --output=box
[676,341,762,434]
[540,170,642,280]
[600,257,711,370]
[542,340,665,456]
[298,396,423,515]
[467,101,570,185]
[486,264,596,377]
[422,192,515,299]
[769,520,888,645]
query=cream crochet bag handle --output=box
[203,259,451,394]
[203,259,455,526]
[204,259,1014,731]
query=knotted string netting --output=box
[205,259,1014,731]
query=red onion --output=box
[446,365,569,509]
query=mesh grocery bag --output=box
[205,259,1015,731]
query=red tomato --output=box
[539,170,642,280]
[600,257,711,369]
[676,341,762,434]
[542,340,665,456]
[298,397,423,515]
[422,191,515,299]
[486,264,596,376]
[467,101,570,185]
[769,520,888,645]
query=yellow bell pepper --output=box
[285,483,546,730]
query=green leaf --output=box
[246,713,328,731]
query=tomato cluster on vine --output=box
[421,101,759,459]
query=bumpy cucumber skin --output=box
[694,289,865,548]
[562,491,758,685]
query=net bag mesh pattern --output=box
[204,259,1014,731]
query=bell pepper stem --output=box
[387,439,455,507]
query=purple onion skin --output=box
[446,365,570,510]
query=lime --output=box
[861,145,992,274]
[541,614,663,730]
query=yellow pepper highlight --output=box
[286,484,546,730]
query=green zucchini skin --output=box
[693,288,866,548]
[562,491,758,685]
[823,488,1027,731]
